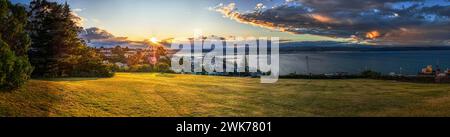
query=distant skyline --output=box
[11,0,450,45]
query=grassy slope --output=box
[1,73,450,117]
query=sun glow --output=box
[150,37,159,43]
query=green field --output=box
[1,73,450,117]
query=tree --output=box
[127,51,145,66]
[110,45,126,63]
[0,0,33,90]
[28,0,113,77]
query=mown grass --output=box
[1,73,450,117]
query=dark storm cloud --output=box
[212,0,450,45]
[79,27,149,49]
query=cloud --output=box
[69,7,84,26]
[255,3,266,13]
[72,8,83,12]
[209,3,290,33]
[70,11,85,26]
[79,27,149,49]
[211,0,450,45]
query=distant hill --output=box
[279,41,450,53]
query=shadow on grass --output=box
[0,81,62,117]
[155,73,176,78]
[35,77,101,82]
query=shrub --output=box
[129,64,153,72]
[112,64,129,72]
[0,41,33,90]
[94,64,115,77]
[361,70,381,79]
[155,63,171,73]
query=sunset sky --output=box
[11,0,450,46]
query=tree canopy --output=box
[0,0,33,90]
[28,0,113,77]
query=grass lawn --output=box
[1,73,450,117]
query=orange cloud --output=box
[366,31,381,39]
[211,3,292,33]
[311,14,335,23]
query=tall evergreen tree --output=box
[28,0,113,77]
[28,0,57,77]
[0,0,33,90]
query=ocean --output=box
[280,50,450,75]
